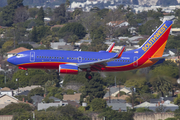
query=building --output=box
[63,93,81,103]
[31,95,44,106]
[106,99,127,111]
[0,87,13,96]
[134,101,179,112]
[0,94,19,109]
[106,21,129,28]
[6,47,29,58]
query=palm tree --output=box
[150,75,173,97]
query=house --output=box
[103,86,131,99]
[106,99,127,111]
[150,97,175,103]
[160,15,176,23]
[38,101,68,111]
[13,85,41,96]
[134,101,179,112]
[106,21,129,27]
[31,95,44,106]
[37,100,81,111]
[63,93,81,103]
[50,39,68,49]
[74,40,92,46]
[6,47,29,58]
[0,87,13,96]
[49,96,61,102]
[170,28,180,35]
[0,94,19,109]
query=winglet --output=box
[106,42,115,53]
[114,46,125,58]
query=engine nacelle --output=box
[59,64,78,75]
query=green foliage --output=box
[17,43,33,49]
[139,19,162,35]
[43,96,54,103]
[58,22,86,40]
[151,62,178,78]
[135,107,153,112]
[90,98,107,111]
[174,94,180,106]
[99,107,134,120]
[28,87,44,98]
[12,69,47,87]
[166,35,180,49]
[66,89,77,95]
[80,73,106,104]
[174,107,180,119]
[36,7,44,26]
[0,103,33,115]
[150,76,173,97]
[28,8,39,18]
[46,87,64,100]
[2,40,17,52]
[125,76,150,94]
[0,75,4,85]
[165,118,177,120]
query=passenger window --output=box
[62,57,64,59]
[57,57,58,59]
[67,57,69,59]
[42,56,44,58]
[37,56,38,58]
[55,57,56,59]
[47,57,49,58]
[50,57,51,59]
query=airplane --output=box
[7,20,173,80]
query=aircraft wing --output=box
[78,46,125,69]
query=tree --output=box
[28,8,39,18]
[80,73,106,104]
[36,7,44,26]
[90,98,107,111]
[12,69,47,87]
[13,7,29,23]
[174,94,180,106]
[58,22,86,39]
[28,87,44,98]
[2,0,24,26]
[30,26,38,42]
[135,107,153,112]
[0,103,34,115]
[53,4,66,21]
[150,76,173,97]
[17,43,33,49]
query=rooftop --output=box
[7,47,29,54]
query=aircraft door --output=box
[30,51,35,62]
[133,56,138,67]
[78,56,82,63]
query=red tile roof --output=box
[7,47,29,54]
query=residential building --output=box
[37,100,81,111]
[0,94,19,109]
[13,85,41,96]
[63,93,81,103]
[74,40,92,46]
[6,47,29,58]
[31,95,44,106]
[103,86,131,100]
[49,96,61,102]
[106,21,129,28]
[0,87,13,96]
[134,101,179,112]
[106,99,127,111]
[38,101,68,111]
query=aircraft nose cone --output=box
[7,57,15,64]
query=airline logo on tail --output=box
[142,23,169,52]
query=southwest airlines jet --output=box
[7,21,173,80]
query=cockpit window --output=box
[15,54,24,57]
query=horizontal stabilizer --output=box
[114,46,125,58]
[149,54,170,61]
[106,42,115,53]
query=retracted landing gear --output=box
[86,73,92,80]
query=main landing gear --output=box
[85,73,92,80]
